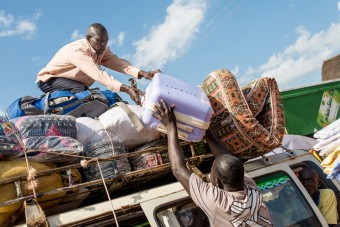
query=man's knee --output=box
[37,78,86,93]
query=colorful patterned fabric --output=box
[0,135,23,159]
[0,117,15,136]
[23,136,83,163]
[129,139,169,170]
[0,116,7,136]
[202,69,286,159]
[11,115,77,139]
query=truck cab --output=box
[23,149,338,227]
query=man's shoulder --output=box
[319,188,336,197]
[62,39,88,51]
[58,39,96,58]
[189,173,205,186]
[244,176,258,189]
[189,173,216,194]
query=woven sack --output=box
[201,69,286,159]
[0,160,66,226]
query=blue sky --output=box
[1,0,340,116]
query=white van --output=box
[15,149,338,227]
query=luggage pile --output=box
[313,118,340,180]
[0,70,286,225]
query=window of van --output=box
[256,171,323,227]
[155,198,210,227]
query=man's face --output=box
[299,170,319,197]
[88,31,108,55]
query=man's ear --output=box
[86,35,91,41]
[211,175,223,189]
[211,175,218,187]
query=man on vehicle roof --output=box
[36,23,160,105]
[153,99,273,227]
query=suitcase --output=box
[142,73,213,142]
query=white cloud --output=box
[132,0,209,70]
[33,9,43,20]
[0,10,40,39]
[240,22,340,89]
[338,1,340,12]
[32,56,44,66]
[0,10,14,26]
[110,31,125,48]
[231,65,239,76]
[117,32,124,47]
[70,29,84,41]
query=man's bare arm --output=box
[153,100,192,194]
[205,128,230,157]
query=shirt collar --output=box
[84,38,109,63]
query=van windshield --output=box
[256,171,322,227]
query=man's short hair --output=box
[299,167,319,178]
[214,154,244,187]
[87,23,107,36]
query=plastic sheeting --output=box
[83,139,131,181]
[23,136,83,163]
[12,115,77,139]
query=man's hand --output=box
[152,99,176,130]
[138,69,161,80]
[120,84,144,105]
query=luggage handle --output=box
[43,91,82,115]
[157,124,188,140]
[114,102,144,132]
[43,92,51,114]
[144,101,210,129]
[44,90,101,114]
[157,121,193,132]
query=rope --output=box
[11,126,38,199]
[79,157,120,226]
[98,158,120,226]
[101,122,117,157]
[83,121,124,227]
[20,140,192,162]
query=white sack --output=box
[76,117,117,146]
[98,105,161,150]
[76,105,161,150]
